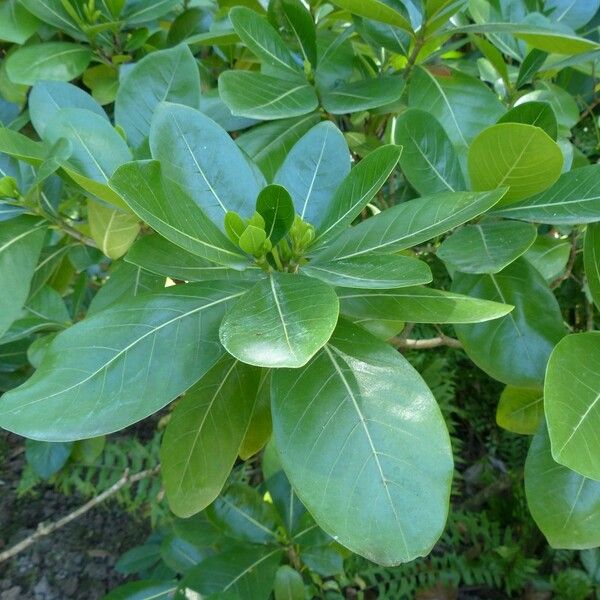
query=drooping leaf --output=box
[256,185,295,245]
[88,201,140,260]
[0,282,250,441]
[271,319,453,565]
[584,223,600,310]
[220,273,339,368]
[496,386,543,435]
[321,77,405,114]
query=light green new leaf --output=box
[496,386,543,435]
[584,223,600,311]
[256,185,295,245]
[338,286,512,324]
[321,77,405,114]
[219,71,318,120]
[468,123,563,205]
[109,160,248,268]
[88,201,140,260]
[497,101,558,140]
[394,108,465,195]
[330,0,412,32]
[0,1,40,44]
[115,45,201,149]
[271,319,453,565]
[315,144,402,245]
[220,273,339,368]
[0,282,250,441]
[274,121,350,228]
[453,258,565,388]
[315,189,506,261]
[274,566,304,600]
[437,221,537,274]
[494,165,600,224]
[545,332,600,481]
[150,103,261,227]
[161,356,261,518]
[5,42,91,85]
[525,427,600,549]
[0,216,46,338]
[304,255,432,289]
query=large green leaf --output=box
[497,101,558,140]
[314,189,506,261]
[330,0,412,32]
[321,77,405,114]
[496,386,543,435]
[121,0,181,24]
[545,332,600,481]
[584,223,600,310]
[525,427,600,549]
[274,122,350,228]
[338,286,512,324]
[115,45,201,149]
[394,108,465,195]
[495,165,600,224]
[161,356,261,517]
[220,273,339,368]
[88,201,140,260]
[103,580,177,600]
[239,371,272,460]
[0,216,46,338]
[0,0,40,43]
[0,282,249,441]
[5,42,91,85]
[453,258,565,387]
[271,320,453,565]
[109,160,248,268]
[150,103,261,227]
[525,235,571,282]
[468,123,563,205]
[437,221,537,274]
[274,566,304,600]
[219,71,318,120]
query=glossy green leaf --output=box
[160,534,206,574]
[274,566,304,600]
[18,0,82,39]
[468,123,563,205]
[239,225,267,257]
[219,71,318,120]
[495,165,600,224]
[239,371,272,460]
[109,160,248,268]
[584,223,600,311]
[330,0,412,32]
[281,0,317,66]
[0,1,39,43]
[150,103,261,227]
[5,42,91,85]
[304,255,432,289]
[271,319,453,565]
[394,108,465,195]
[25,439,72,479]
[88,201,140,260]
[453,258,565,387]
[546,0,600,30]
[256,184,295,245]
[437,221,537,274]
[496,386,543,435]
[315,189,506,261]
[497,101,558,140]
[321,77,405,114]
[525,235,571,281]
[161,355,261,517]
[103,581,177,600]
[0,216,46,338]
[26,285,70,325]
[0,127,48,166]
[545,332,600,481]
[0,282,249,441]
[274,121,350,228]
[220,273,339,368]
[121,0,181,23]
[525,427,600,549]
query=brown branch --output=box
[0,466,160,564]
[392,335,463,349]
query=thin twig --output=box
[551,241,578,289]
[0,466,160,564]
[392,335,463,349]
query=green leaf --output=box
[25,439,72,479]
[274,566,304,600]
[219,71,318,120]
[5,42,91,85]
[453,258,565,387]
[321,77,405,114]
[314,144,402,245]
[494,165,600,224]
[545,332,600,481]
[437,221,537,274]
[394,108,465,195]
[256,185,295,245]
[304,255,432,289]
[0,1,40,44]
[160,533,206,574]
[220,273,339,368]
[468,123,563,205]
[271,319,453,565]
[281,0,317,66]
[161,356,261,517]
[115,45,200,149]
[109,160,248,268]
[338,286,512,324]
[329,0,412,32]
[121,0,181,23]
[545,0,600,30]
[19,0,84,38]
[180,545,283,599]
[525,235,571,281]
[497,101,558,140]
[314,189,506,261]
[239,225,268,257]
[0,216,46,338]
[584,223,600,311]
[274,121,350,228]
[496,386,543,435]
[525,427,600,549]
[150,103,261,227]
[103,581,176,600]
[0,127,48,165]
[239,370,272,460]
[88,201,140,260]
[408,66,505,151]
[516,49,547,89]
[0,282,249,441]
